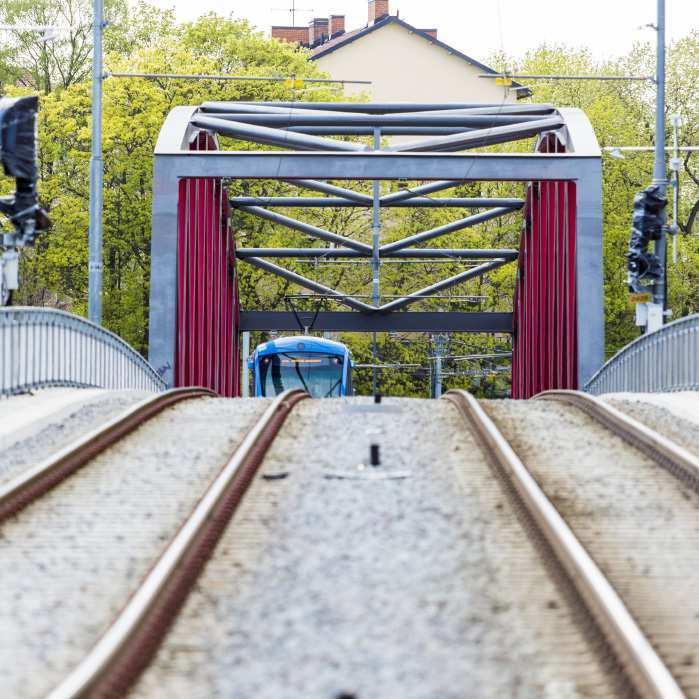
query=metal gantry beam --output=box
[230,196,525,208]
[151,151,591,181]
[239,311,514,333]
[236,248,519,260]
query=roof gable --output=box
[312,16,498,77]
[310,16,530,97]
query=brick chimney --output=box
[420,28,438,39]
[330,15,346,37]
[308,17,330,45]
[271,26,310,45]
[368,0,390,25]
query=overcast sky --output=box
[144,0,697,63]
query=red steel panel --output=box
[511,134,578,398]
[174,130,240,396]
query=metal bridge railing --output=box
[585,313,699,395]
[1,307,166,396]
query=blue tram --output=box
[250,336,353,398]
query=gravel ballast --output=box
[0,396,269,699]
[484,399,699,697]
[602,393,699,457]
[130,398,622,699]
[0,389,152,485]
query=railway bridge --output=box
[7,99,699,699]
[148,101,603,398]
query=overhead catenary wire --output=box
[107,72,372,85]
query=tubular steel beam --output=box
[391,117,566,153]
[230,197,525,208]
[236,206,372,254]
[381,180,459,204]
[236,248,519,260]
[227,102,510,113]
[287,126,472,136]
[191,115,367,152]
[281,179,372,204]
[406,104,556,117]
[381,207,515,254]
[378,259,510,313]
[201,102,364,117]
[205,103,554,117]
[208,113,548,128]
[243,257,375,313]
[239,311,514,333]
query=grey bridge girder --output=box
[150,151,601,182]
[149,104,603,389]
[229,197,525,208]
[235,248,519,260]
[239,311,514,333]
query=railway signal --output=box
[0,95,50,306]
[627,184,667,299]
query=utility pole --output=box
[371,128,381,395]
[432,334,447,399]
[649,0,667,332]
[88,0,104,324]
[669,114,682,264]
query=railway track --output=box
[3,389,695,697]
[47,389,306,699]
[537,390,699,489]
[0,387,214,522]
[445,390,684,699]
[127,396,644,697]
[483,391,699,698]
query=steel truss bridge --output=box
[149,101,603,398]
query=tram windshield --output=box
[259,352,344,398]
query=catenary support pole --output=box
[650,0,668,330]
[372,128,381,395]
[433,334,446,398]
[241,331,250,397]
[88,0,104,324]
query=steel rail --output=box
[0,388,214,522]
[536,391,699,489]
[47,389,308,699]
[444,389,684,699]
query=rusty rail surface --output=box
[444,389,684,699]
[47,388,307,699]
[0,388,214,522]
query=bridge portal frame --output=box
[150,104,602,394]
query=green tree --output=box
[12,12,337,353]
[0,0,131,95]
